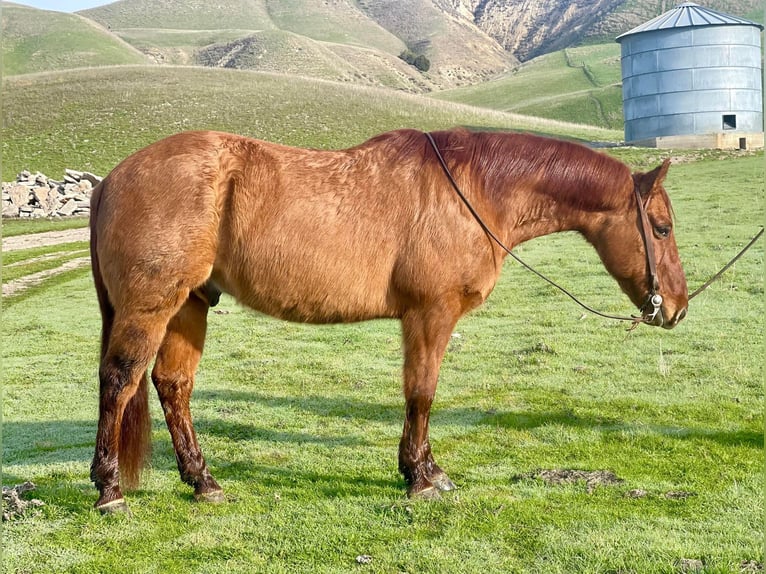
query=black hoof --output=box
[194,489,225,503]
[95,497,131,515]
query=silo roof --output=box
[616,2,763,41]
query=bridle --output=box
[633,184,664,324]
[424,131,762,327]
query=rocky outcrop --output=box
[472,0,764,62]
[2,169,101,218]
[474,0,625,61]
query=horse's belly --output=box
[213,258,396,324]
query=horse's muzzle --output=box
[647,305,687,329]
[663,306,687,329]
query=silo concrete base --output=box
[627,132,764,150]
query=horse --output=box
[88,128,688,513]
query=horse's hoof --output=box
[408,485,441,500]
[194,489,225,503]
[430,472,456,492]
[95,498,131,515]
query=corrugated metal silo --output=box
[616,2,764,149]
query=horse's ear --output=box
[634,158,671,199]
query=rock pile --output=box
[2,169,102,218]
[2,481,44,521]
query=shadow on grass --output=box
[2,420,96,462]
[195,417,373,447]
[192,389,763,450]
[4,397,760,470]
[478,409,764,449]
[208,460,402,498]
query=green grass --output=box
[2,217,89,239]
[1,4,147,76]
[432,44,624,130]
[2,149,763,572]
[2,246,89,283]
[1,65,621,181]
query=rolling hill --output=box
[432,43,624,129]
[1,2,147,75]
[194,30,437,92]
[79,0,515,89]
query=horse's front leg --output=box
[151,293,223,502]
[399,305,460,498]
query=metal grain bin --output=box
[616,2,763,149]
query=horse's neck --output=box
[502,191,586,246]
[486,165,625,249]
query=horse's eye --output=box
[654,225,671,239]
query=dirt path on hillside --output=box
[2,227,90,252]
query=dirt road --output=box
[2,226,92,297]
[2,227,90,252]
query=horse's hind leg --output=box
[399,304,460,498]
[91,301,185,513]
[151,291,223,502]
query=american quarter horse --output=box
[89,128,688,513]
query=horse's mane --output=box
[360,128,635,213]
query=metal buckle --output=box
[644,293,663,322]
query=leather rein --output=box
[424,131,763,327]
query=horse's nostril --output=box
[677,308,687,323]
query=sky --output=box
[8,1,112,11]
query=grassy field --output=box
[1,65,621,181]
[432,44,623,130]
[2,146,763,572]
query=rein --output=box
[687,226,764,300]
[424,132,763,326]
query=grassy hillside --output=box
[1,65,622,181]
[114,28,258,64]
[79,0,510,89]
[261,0,404,55]
[79,0,275,31]
[83,0,405,55]
[432,44,624,130]
[1,3,147,75]
[194,31,434,92]
[589,0,765,43]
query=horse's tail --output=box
[90,181,151,490]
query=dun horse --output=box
[89,128,688,512]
